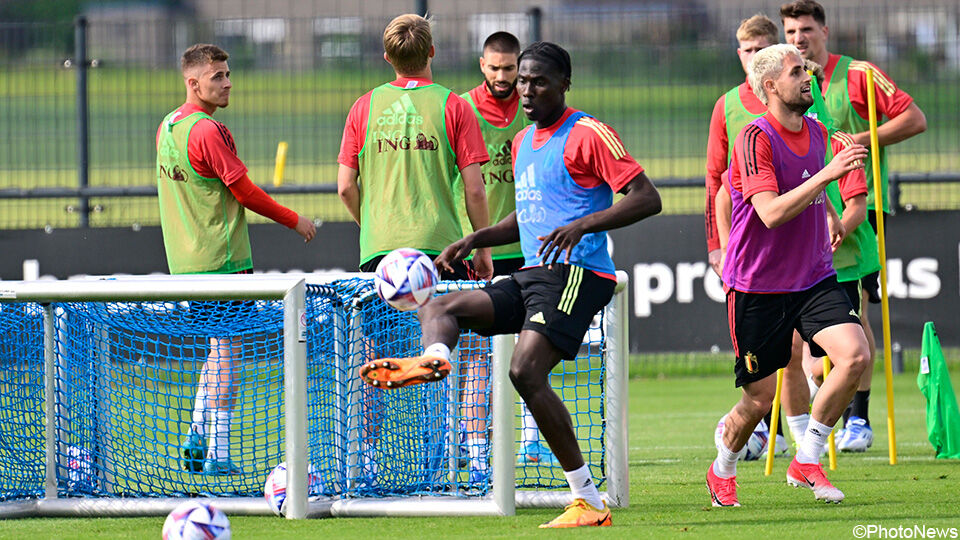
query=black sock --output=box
[776,409,783,436]
[849,390,871,426]
[842,404,852,426]
[763,410,772,430]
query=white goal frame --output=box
[0,271,629,519]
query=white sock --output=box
[521,403,540,446]
[191,387,207,436]
[713,440,741,478]
[797,418,831,464]
[786,414,810,446]
[563,464,604,510]
[807,374,821,402]
[467,437,488,471]
[207,410,232,461]
[424,343,451,362]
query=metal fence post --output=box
[74,16,90,228]
[415,0,428,16]
[527,7,542,43]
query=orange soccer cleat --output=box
[538,499,612,528]
[358,355,452,389]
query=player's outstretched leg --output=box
[358,354,452,388]
[357,290,496,390]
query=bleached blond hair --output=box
[748,43,803,105]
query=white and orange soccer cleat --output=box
[786,457,845,503]
[538,498,611,528]
[706,463,740,507]
[358,355,451,389]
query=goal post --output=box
[0,272,629,519]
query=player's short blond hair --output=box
[748,43,803,105]
[383,14,433,75]
[181,44,228,74]
[736,14,778,45]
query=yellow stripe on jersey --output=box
[833,131,857,148]
[557,265,583,315]
[849,61,895,96]
[577,117,626,159]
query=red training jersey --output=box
[704,80,766,252]
[338,77,488,170]
[511,107,643,194]
[466,83,521,128]
[823,53,914,122]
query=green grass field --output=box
[5,364,959,540]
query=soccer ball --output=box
[162,500,231,540]
[714,414,769,461]
[65,445,95,491]
[373,248,439,311]
[263,462,323,517]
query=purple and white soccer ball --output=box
[162,500,231,540]
[374,248,439,311]
[714,414,769,461]
[264,462,323,517]
[66,445,94,490]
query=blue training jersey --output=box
[513,111,615,274]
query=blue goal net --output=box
[0,277,612,503]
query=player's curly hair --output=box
[518,41,571,81]
[181,44,228,74]
[748,43,804,105]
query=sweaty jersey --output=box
[156,106,252,274]
[724,114,835,292]
[454,85,529,259]
[512,108,643,276]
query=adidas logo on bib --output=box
[377,94,423,126]
[801,169,811,179]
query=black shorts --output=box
[839,280,862,316]
[862,213,884,304]
[476,264,616,359]
[360,253,472,281]
[727,276,861,387]
[492,257,524,278]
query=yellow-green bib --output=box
[454,91,529,259]
[357,83,460,264]
[156,110,251,274]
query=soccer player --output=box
[337,13,492,280]
[781,0,927,451]
[706,14,791,456]
[157,43,316,475]
[336,13,491,486]
[455,31,556,476]
[359,42,662,528]
[707,43,870,507]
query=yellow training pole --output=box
[273,141,289,187]
[764,368,784,476]
[866,68,897,465]
[823,356,837,470]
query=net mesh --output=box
[0,277,610,501]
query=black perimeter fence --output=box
[1,0,959,230]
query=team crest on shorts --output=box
[745,351,759,374]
